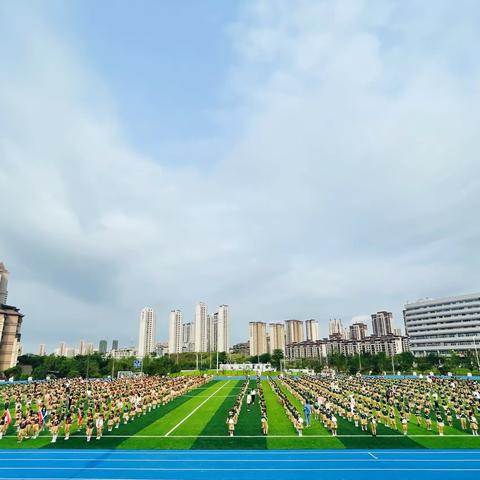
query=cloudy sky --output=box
[1,0,479,354]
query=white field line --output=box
[164,381,230,437]
[0,467,480,472]
[2,433,480,439]
[368,452,378,459]
[2,458,480,463]
[2,450,480,455]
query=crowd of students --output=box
[268,377,306,436]
[257,378,268,435]
[277,374,480,437]
[0,375,211,443]
[226,378,249,436]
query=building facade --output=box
[168,309,183,354]
[404,293,480,356]
[285,319,304,344]
[305,319,319,342]
[38,343,46,356]
[268,323,286,353]
[99,339,108,354]
[216,304,229,352]
[249,322,267,356]
[371,311,394,336]
[112,339,119,351]
[194,302,208,352]
[329,318,344,337]
[138,307,156,358]
[350,322,368,340]
[0,263,8,305]
[0,304,23,371]
[182,322,194,352]
[286,334,409,360]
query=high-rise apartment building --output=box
[207,313,217,352]
[79,340,87,355]
[57,342,67,357]
[182,322,194,352]
[98,339,108,354]
[194,302,208,352]
[0,263,8,305]
[38,343,46,356]
[0,304,23,371]
[371,311,394,336]
[138,307,156,358]
[249,321,267,356]
[329,318,343,337]
[404,293,480,356]
[112,339,119,351]
[350,322,368,340]
[268,323,286,353]
[305,319,319,341]
[168,309,183,354]
[217,305,229,352]
[285,320,304,344]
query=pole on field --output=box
[216,350,219,373]
[111,356,115,379]
[474,337,480,370]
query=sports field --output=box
[1,379,480,450]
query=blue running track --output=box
[1,449,480,480]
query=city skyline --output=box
[2,1,480,353]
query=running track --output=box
[1,450,480,480]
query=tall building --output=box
[350,322,368,340]
[404,293,480,356]
[329,318,343,337]
[207,313,217,352]
[371,311,394,336]
[86,343,94,354]
[285,320,304,344]
[305,319,319,342]
[0,263,8,305]
[79,340,87,355]
[268,323,286,353]
[194,302,208,352]
[38,343,46,356]
[112,339,119,351]
[249,321,267,356]
[182,322,194,352]
[57,342,67,357]
[168,309,183,354]
[98,339,108,354]
[138,307,156,358]
[216,305,229,352]
[0,304,23,371]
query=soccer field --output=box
[2,379,480,450]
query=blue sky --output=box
[1,0,480,353]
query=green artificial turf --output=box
[0,378,479,450]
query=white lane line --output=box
[1,467,480,472]
[164,381,230,437]
[2,458,480,463]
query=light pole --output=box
[111,355,115,379]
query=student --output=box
[86,415,94,442]
[370,415,377,437]
[401,414,408,436]
[296,415,304,436]
[330,414,337,437]
[227,416,235,437]
[261,413,268,435]
[17,416,28,443]
[64,413,72,441]
[250,389,256,404]
[96,414,104,440]
[471,416,478,436]
[246,393,252,412]
[50,415,59,444]
[436,411,444,436]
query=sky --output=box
[1,0,480,354]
